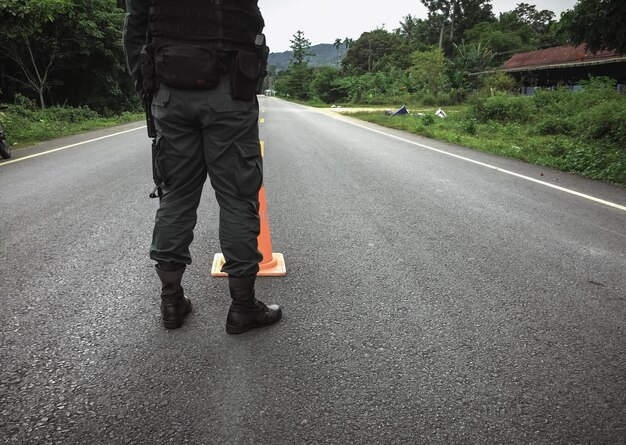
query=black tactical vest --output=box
[147,0,264,52]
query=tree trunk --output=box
[438,20,446,49]
[449,12,455,43]
[38,89,45,109]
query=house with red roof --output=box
[498,44,626,89]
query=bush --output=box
[470,93,535,123]
[574,101,626,146]
[435,91,456,105]
[14,94,38,111]
[578,76,618,95]
[41,106,99,123]
[420,92,437,106]
[479,72,517,92]
[537,116,576,136]
[461,118,478,135]
[422,114,436,126]
[531,88,571,113]
[557,142,626,183]
[311,66,344,104]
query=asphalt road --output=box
[1,97,625,444]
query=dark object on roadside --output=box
[385,105,409,116]
[0,125,11,159]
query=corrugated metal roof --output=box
[501,45,620,70]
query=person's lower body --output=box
[149,80,281,332]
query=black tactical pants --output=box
[150,77,263,278]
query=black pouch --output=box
[230,51,261,101]
[139,46,156,95]
[155,45,220,90]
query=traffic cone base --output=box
[211,253,287,277]
[211,254,227,277]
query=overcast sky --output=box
[260,0,579,52]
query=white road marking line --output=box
[0,126,146,167]
[319,109,626,213]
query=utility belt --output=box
[140,38,268,102]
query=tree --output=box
[399,14,420,41]
[0,0,135,112]
[464,21,523,55]
[0,0,72,108]
[508,2,555,34]
[275,64,314,100]
[310,66,343,103]
[420,0,494,51]
[407,48,448,94]
[397,14,433,51]
[53,0,135,113]
[333,38,343,68]
[421,0,452,49]
[289,30,315,66]
[562,0,626,54]
[276,30,315,99]
[499,3,555,38]
[453,0,494,42]
[342,29,411,73]
[463,3,563,63]
[447,41,494,95]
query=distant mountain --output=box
[269,43,348,71]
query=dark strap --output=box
[150,138,162,200]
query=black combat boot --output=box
[156,265,192,329]
[226,275,282,334]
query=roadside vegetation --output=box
[348,77,626,184]
[0,99,142,148]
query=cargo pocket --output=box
[234,140,263,197]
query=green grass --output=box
[346,104,626,186]
[0,106,144,149]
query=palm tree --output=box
[333,38,343,68]
[399,14,419,41]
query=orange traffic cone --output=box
[254,185,287,276]
[211,142,286,277]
